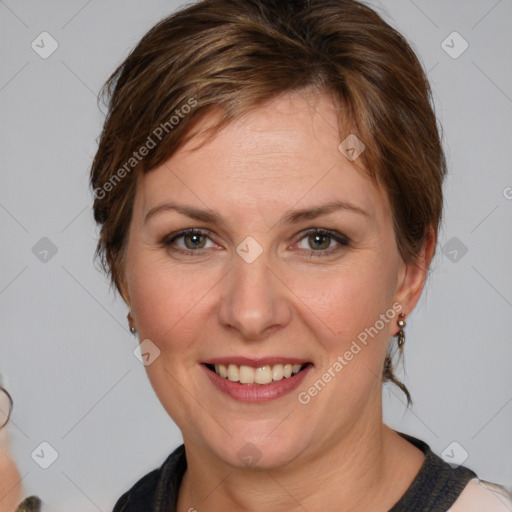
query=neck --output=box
[177,396,423,512]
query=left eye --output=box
[296,229,348,254]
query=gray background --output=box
[0,0,511,510]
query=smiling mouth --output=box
[204,363,311,385]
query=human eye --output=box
[294,228,349,257]
[160,228,217,254]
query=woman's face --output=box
[123,90,426,469]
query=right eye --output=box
[161,228,217,254]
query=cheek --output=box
[293,258,399,345]
[126,254,215,351]
[292,264,400,413]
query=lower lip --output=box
[202,364,313,403]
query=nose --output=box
[217,254,292,340]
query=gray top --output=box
[110,431,478,512]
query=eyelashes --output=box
[296,229,349,255]
[160,228,349,258]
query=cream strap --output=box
[448,478,512,511]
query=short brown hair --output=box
[90,0,446,403]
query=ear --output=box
[394,227,436,323]
[117,272,131,308]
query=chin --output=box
[203,428,310,470]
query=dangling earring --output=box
[127,312,136,335]
[397,312,406,350]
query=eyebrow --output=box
[281,200,369,223]
[144,200,369,225]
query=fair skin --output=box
[122,89,434,511]
[0,394,23,512]
[0,454,22,512]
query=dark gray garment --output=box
[111,432,477,512]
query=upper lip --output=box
[203,357,311,367]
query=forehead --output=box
[180,90,347,173]
[136,90,388,223]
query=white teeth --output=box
[227,364,239,382]
[239,365,255,384]
[272,364,284,381]
[255,366,272,384]
[213,362,306,384]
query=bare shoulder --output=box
[448,478,512,511]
